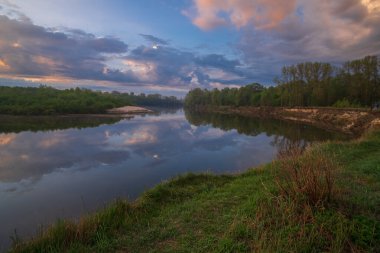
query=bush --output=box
[248,146,348,252]
[276,146,337,206]
[333,99,362,108]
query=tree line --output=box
[0,86,183,115]
[184,55,380,108]
[111,91,183,107]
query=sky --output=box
[0,0,379,96]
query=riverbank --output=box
[10,126,380,252]
[190,106,380,136]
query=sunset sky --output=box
[0,0,379,96]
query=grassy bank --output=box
[10,130,380,252]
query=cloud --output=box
[0,133,16,145]
[0,0,32,23]
[0,15,136,83]
[85,37,128,53]
[0,12,250,89]
[185,0,296,30]
[240,0,380,62]
[0,0,19,9]
[195,54,240,71]
[1,1,379,90]
[104,126,158,146]
[185,0,380,83]
[123,126,158,145]
[139,34,169,45]
[0,129,131,183]
[124,44,251,87]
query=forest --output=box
[111,91,183,107]
[184,55,380,108]
[0,86,182,115]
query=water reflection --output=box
[0,115,124,133]
[184,110,348,142]
[0,127,131,183]
[0,109,349,251]
[184,110,349,157]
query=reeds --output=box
[276,144,337,207]
[249,143,345,251]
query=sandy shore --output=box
[107,106,153,114]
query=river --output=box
[0,108,348,251]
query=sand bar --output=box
[107,106,153,114]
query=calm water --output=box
[0,109,348,250]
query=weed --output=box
[276,145,337,207]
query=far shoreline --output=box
[2,105,380,135]
[0,106,155,118]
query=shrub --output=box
[276,146,337,206]
[333,99,361,108]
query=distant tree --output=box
[0,86,182,115]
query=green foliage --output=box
[184,83,264,108]
[0,86,183,115]
[185,55,380,108]
[0,86,131,115]
[111,91,183,107]
[11,200,129,253]
[333,98,361,108]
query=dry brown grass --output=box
[276,143,337,207]
[247,143,349,252]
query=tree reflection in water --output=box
[184,109,349,152]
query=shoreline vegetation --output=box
[9,125,380,252]
[0,86,182,115]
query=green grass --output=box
[10,130,380,252]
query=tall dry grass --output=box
[276,143,337,207]
[249,143,347,252]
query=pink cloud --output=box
[186,0,297,30]
[185,0,380,84]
